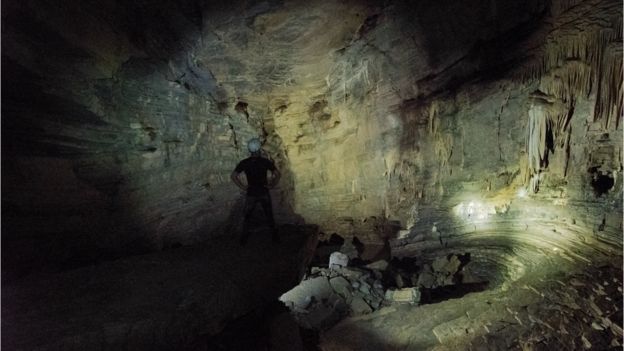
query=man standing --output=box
[231,138,281,246]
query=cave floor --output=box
[320,252,623,351]
[2,224,318,351]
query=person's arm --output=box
[230,171,247,191]
[268,167,281,188]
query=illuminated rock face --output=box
[269,0,623,248]
[2,0,622,349]
[2,0,622,278]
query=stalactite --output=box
[526,102,550,176]
[524,92,574,193]
[516,0,622,129]
[425,100,453,175]
[427,101,440,135]
[594,42,623,129]
[517,0,621,193]
[434,133,453,170]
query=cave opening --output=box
[2,0,622,350]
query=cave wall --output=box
[1,0,274,277]
[267,0,623,245]
[2,0,622,277]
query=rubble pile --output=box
[279,262,400,330]
[280,250,483,330]
[280,254,422,330]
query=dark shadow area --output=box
[1,223,319,350]
[307,233,345,267]
[589,167,615,197]
[1,0,295,281]
[0,56,156,282]
[194,300,321,351]
[420,281,490,304]
[384,253,490,304]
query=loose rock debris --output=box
[280,252,483,330]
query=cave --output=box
[2,0,623,350]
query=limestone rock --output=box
[329,252,349,270]
[416,270,436,289]
[365,260,389,271]
[280,277,334,310]
[385,287,421,305]
[339,241,359,259]
[337,267,366,281]
[329,276,353,303]
[2,0,623,349]
[350,297,373,315]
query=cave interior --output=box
[1,0,623,350]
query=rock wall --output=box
[1,0,277,277]
[267,0,623,247]
[2,0,622,278]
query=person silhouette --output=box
[230,138,281,246]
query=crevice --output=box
[228,122,238,149]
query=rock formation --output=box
[2,0,622,349]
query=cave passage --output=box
[1,0,622,350]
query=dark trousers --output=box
[240,193,278,245]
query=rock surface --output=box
[1,0,622,349]
[3,0,621,273]
[2,225,317,351]
[320,256,623,350]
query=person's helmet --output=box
[247,138,261,153]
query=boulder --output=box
[279,276,334,309]
[385,287,421,304]
[329,252,349,270]
[329,276,353,303]
[350,297,373,315]
[358,280,372,295]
